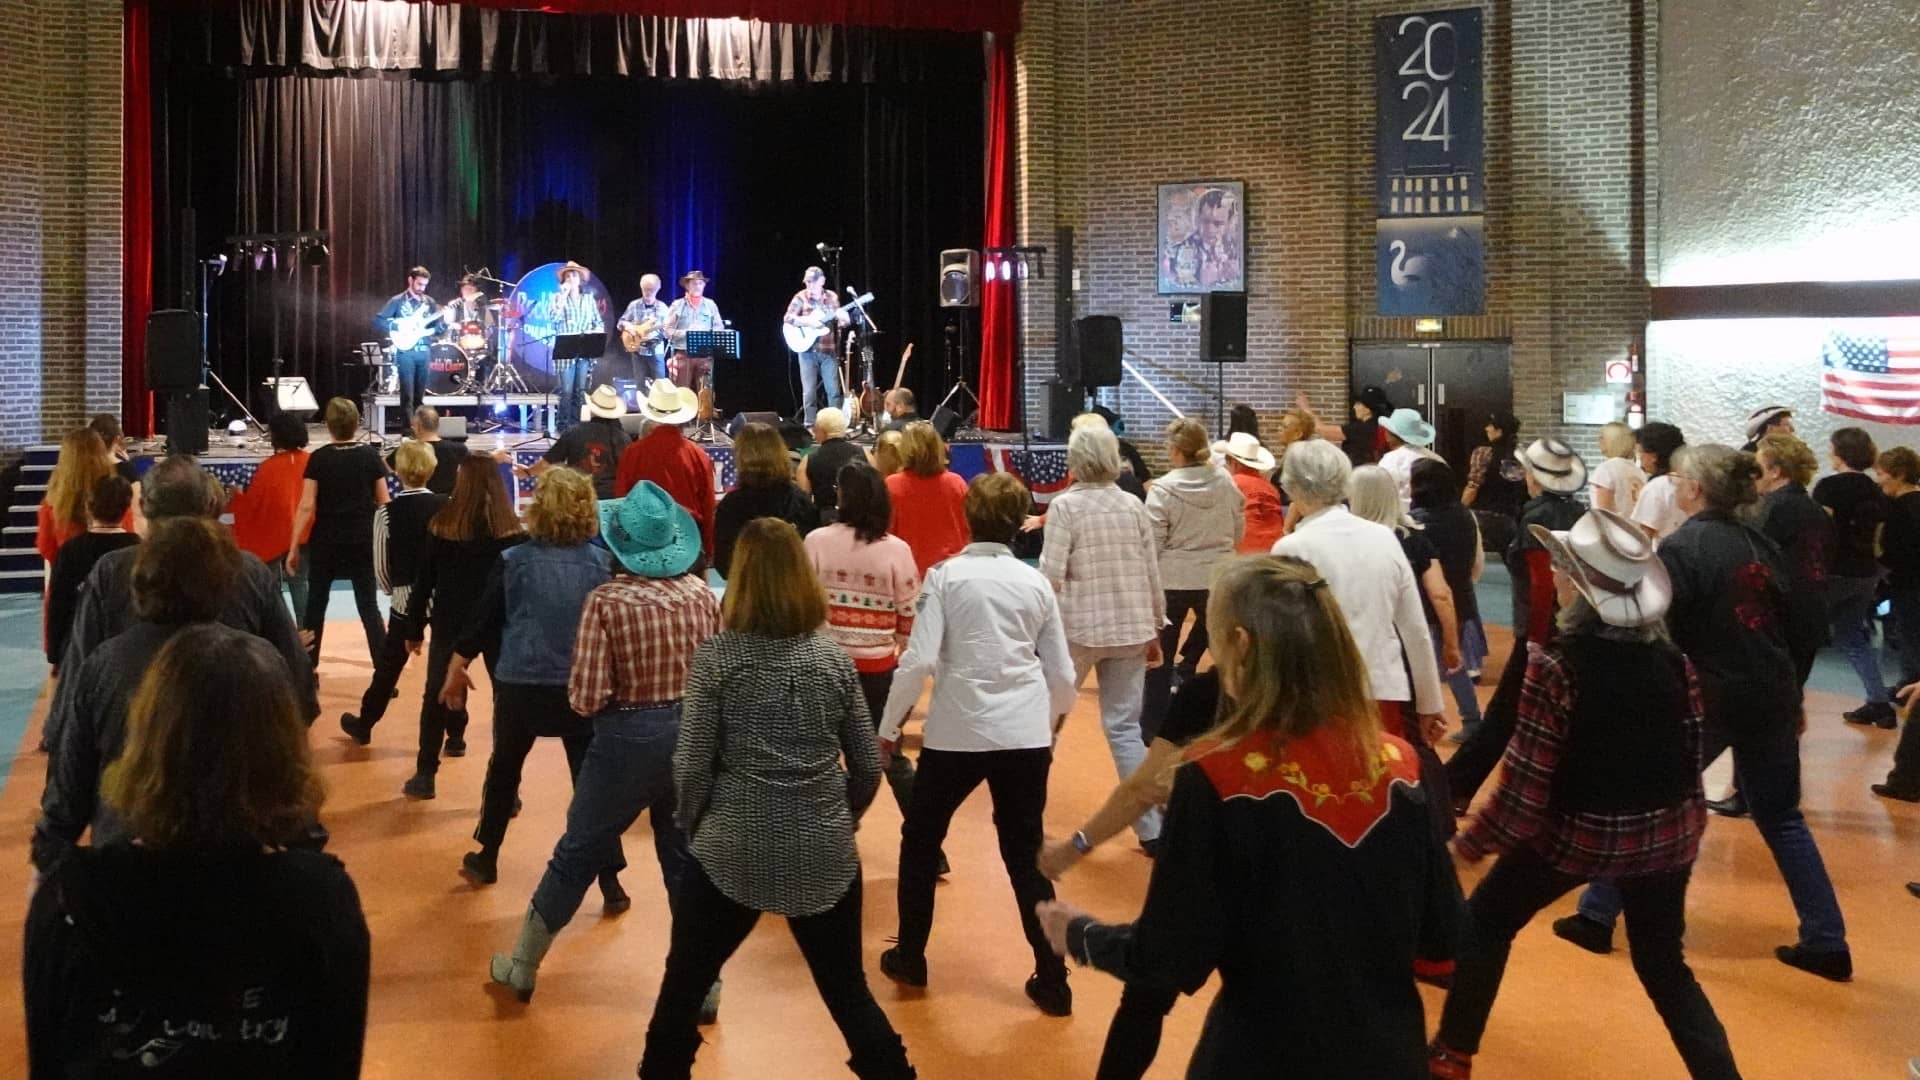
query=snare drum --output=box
[458,319,487,352]
[427,343,470,395]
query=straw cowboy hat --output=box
[1380,407,1436,447]
[598,480,702,579]
[558,260,591,282]
[1515,437,1588,494]
[1529,508,1672,627]
[579,384,628,423]
[638,378,698,425]
[1744,405,1792,442]
[678,269,709,288]
[1219,431,1276,473]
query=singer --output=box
[782,266,849,425]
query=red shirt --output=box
[227,450,314,562]
[885,470,970,574]
[1231,471,1285,554]
[615,424,717,560]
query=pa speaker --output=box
[1072,315,1123,388]
[1200,292,1248,363]
[930,405,964,441]
[145,309,201,392]
[437,415,469,442]
[726,411,783,440]
[158,389,209,455]
[939,249,979,308]
[1045,380,1083,440]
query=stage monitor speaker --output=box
[726,411,783,440]
[939,249,979,308]
[146,310,201,392]
[1072,315,1123,387]
[263,376,319,419]
[930,406,963,442]
[1200,292,1248,363]
[158,389,209,456]
[1045,380,1083,440]
[438,416,469,442]
[620,415,646,439]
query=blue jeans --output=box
[554,358,594,435]
[1432,619,1484,725]
[530,703,690,932]
[799,348,841,425]
[1577,716,1847,954]
[1070,644,1161,842]
[1826,575,1887,703]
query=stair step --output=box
[2,525,36,536]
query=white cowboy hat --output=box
[580,384,628,422]
[638,378,698,425]
[1220,431,1276,473]
[1515,437,1588,494]
[1744,405,1791,442]
[1380,407,1436,447]
[1529,508,1672,627]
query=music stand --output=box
[685,329,740,442]
[548,332,603,436]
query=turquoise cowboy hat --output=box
[597,480,701,578]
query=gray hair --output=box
[1555,593,1668,644]
[142,455,221,521]
[1280,438,1351,507]
[1347,464,1418,535]
[814,406,848,438]
[1067,424,1123,484]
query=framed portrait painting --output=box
[1158,180,1245,293]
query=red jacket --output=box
[885,470,971,574]
[615,425,717,560]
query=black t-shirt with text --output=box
[545,418,632,499]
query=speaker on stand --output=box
[1199,292,1248,435]
[147,309,210,455]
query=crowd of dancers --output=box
[19,384,1917,1078]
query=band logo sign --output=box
[1376,8,1485,317]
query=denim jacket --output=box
[494,541,612,686]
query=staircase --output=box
[0,446,54,595]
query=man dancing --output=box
[783,266,849,426]
[374,266,439,426]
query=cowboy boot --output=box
[489,905,556,1002]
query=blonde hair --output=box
[324,397,360,441]
[1069,412,1110,432]
[103,626,324,850]
[1598,421,1636,460]
[1274,409,1316,449]
[1347,464,1419,535]
[733,422,791,486]
[394,440,437,488]
[526,467,598,545]
[1166,418,1211,464]
[873,430,906,476]
[1757,433,1817,488]
[814,407,848,438]
[899,421,947,477]
[722,518,827,637]
[45,427,112,530]
[1205,556,1380,765]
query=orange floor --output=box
[2,619,1915,1078]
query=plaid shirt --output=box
[1455,642,1707,878]
[568,574,722,716]
[1039,481,1166,648]
[784,289,841,356]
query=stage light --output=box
[983,260,997,282]
[999,257,1013,280]
[493,401,506,414]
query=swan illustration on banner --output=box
[1376,218,1485,316]
[1389,240,1428,286]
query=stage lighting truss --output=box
[983,245,1046,283]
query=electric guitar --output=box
[619,317,661,354]
[388,309,446,352]
[783,292,873,353]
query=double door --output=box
[1350,342,1512,475]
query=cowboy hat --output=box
[1515,437,1588,494]
[638,378,698,425]
[598,480,702,579]
[1354,385,1393,416]
[558,260,591,282]
[1380,408,1436,448]
[1529,508,1672,627]
[1744,405,1791,442]
[678,269,709,288]
[580,384,628,422]
[1220,431,1276,473]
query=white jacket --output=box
[1146,464,1245,591]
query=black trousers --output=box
[857,669,918,812]
[395,346,430,422]
[895,747,1062,979]
[357,611,415,725]
[1097,980,1180,1080]
[1445,632,1529,808]
[473,681,609,873]
[302,541,386,669]
[640,864,913,1079]
[414,630,474,776]
[1437,848,1739,1079]
[1141,589,1209,742]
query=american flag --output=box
[1822,330,1920,424]
[991,447,1072,505]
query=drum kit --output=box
[362,269,545,400]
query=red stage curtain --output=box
[975,33,1016,431]
[123,0,154,436]
[413,0,1019,34]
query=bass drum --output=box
[458,319,488,352]
[426,343,470,395]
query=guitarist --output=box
[616,272,670,382]
[373,266,439,426]
[783,266,849,426]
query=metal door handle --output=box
[1437,382,1447,405]
[1417,383,1427,406]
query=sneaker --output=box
[1871,782,1920,803]
[445,735,468,757]
[1705,794,1749,818]
[1428,1042,1473,1079]
[340,713,372,746]
[1775,944,1852,982]
[1024,972,1072,1017]
[1844,701,1898,728]
[401,772,435,800]
[1551,914,1614,955]
[878,946,927,988]
[461,850,499,886]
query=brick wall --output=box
[0,0,125,449]
[1016,0,1656,467]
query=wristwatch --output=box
[1070,830,1093,855]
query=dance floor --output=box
[1,601,1915,1077]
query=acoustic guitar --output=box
[782,292,874,353]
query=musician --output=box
[545,261,606,435]
[374,266,439,425]
[884,388,921,432]
[783,266,849,426]
[445,274,489,327]
[663,270,725,392]
[617,273,670,383]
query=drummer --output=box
[446,274,489,332]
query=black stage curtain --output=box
[153,25,984,422]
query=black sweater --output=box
[712,481,819,580]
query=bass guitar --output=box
[388,309,446,352]
[782,292,873,353]
[619,317,661,354]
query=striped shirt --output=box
[567,574,721,716]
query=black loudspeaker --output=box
[930,405,963,441]
[1045,380,1083,440]
[726,411,783,440]
[1200,292,1248,363]
[145,309,201,392]
[158,390,209,455]
[1072,315,1123,387]
[939,249,979,308]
